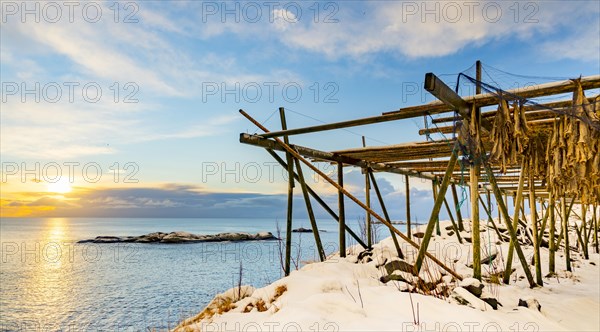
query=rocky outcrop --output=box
[78,231,277,244]
[449,278,501,310]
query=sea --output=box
[0,217,376,331]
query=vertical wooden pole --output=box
[363,137,372,248]
[497,191,502,226]
[528,171,543,286]
[549,191,556,274]
[279,107,294,276]
[405,175,412,238]
[451,183,465,231]
[562,195,572,272]
[503,163,527,284]
[432,180,441,236]
[442,189,463,243]
[414,146,459,274]
[471,165,481,281]
[581,204,589,259]
[369,171,403,258]
[265,149,367,249]
[478,195,503,240]
[471,59,482,281]
[594,205,599,254]
[482,160,536,288]
[338,162,346,258]
[293,158,325,262]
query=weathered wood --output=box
[338,162,346,257]
[363,137,372,249]
[483,160,536,288]
[549,191,556,273]
[405,175,412,238]
[293,157,326,262]
[259,75,599,139]
[478,194,504,241]
[581,204,589,259]
[279,108,294,276]
[451,183,465,231]
[471,163,481,281]
[265,149,367,249]
[562,195,572,272]
[503,163,527,284]
[441,186,463,244]
[239,133,445,182]
[529,171,543,286]
[369,171,403,258]
[594,205,599,254]
[432,180,442,236]
[240,109,463,280]
[414,144,460,274]
[431,98,595,124]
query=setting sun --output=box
[47,178,72,194]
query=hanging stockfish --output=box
[546,80,600,205]
[489,99,513,172]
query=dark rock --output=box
[78,231,276,244]
[447,230,455,236]
[413,232,425,239]
[380,273,411,284]
[450,287,492,310]
[357,250,373,263]
[464,236,472,243]
[459,278,484,297]
[445,225,454,230]
[292,227,312,233]
[518,297,541,311]
[384,259,415,275]
[480,291,500,310]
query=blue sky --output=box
[1,0,599,218]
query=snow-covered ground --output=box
[174,215,600,332]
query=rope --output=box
[285,107,390,145]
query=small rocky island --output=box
[78,231,277,244]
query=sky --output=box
[1,0,599,219]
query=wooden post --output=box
[549,191,556,274]
[478,194,503,240]
[594,205,599,254]
[451,183,465,231]
[239,109,463,280]
[405,175,412,238]
[562,195,572,272]
[338,162,346,258]
[363,137,372,248]
[279,107,294,276]
[414,145,460,274]
[265,149,367,249]
[470,164,481,281]
[528,171,543,286]
[581,204,589,259]
[471,60,482,281]
[369,171,404,258]
[503,163,527,284]
[432,180,442,236]
[482,160,536,288]
[293,158,326,262]
[442,189,463,243]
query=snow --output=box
[174,214,600,332]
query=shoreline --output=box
[77,231,277,244]
[173,212,600,331]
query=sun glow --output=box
[47,178,72,194]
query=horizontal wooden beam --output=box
[256,75,599,139]
[239,133,444,182]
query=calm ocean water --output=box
[0,217,356,331]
